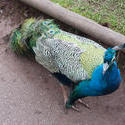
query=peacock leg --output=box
[60,84,81,112]
[78,99,90,109]
[59,84,68,105]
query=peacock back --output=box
[10,18,106,82]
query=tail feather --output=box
[10,18,58,55]
[10,18,36,55]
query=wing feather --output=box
[33,30,106,82]
[33,38,88,82]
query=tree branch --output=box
[19,0,125,47]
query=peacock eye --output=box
[50,25,53,28]
[43,22,46,25]
[49,30,54,34]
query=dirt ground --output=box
[0,0,125,125]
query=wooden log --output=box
[19,0,125,47]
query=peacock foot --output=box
[65,102,80,112]
[77,99,90,109]
[71,105,80,112]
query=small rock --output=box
[0,9,3,14]
[24,12,28,17]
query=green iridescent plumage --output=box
[10,18,59,55]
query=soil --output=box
[0,0,125,125]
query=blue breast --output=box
[77,62,121,97]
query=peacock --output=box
[10,18,125,111]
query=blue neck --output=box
[77,61,121,97]
[102,62,121,94]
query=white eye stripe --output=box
[103,62,109,75]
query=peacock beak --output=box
[103,62,109,75]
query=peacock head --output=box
[103,43,125,74]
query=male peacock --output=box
[10,18,125,111]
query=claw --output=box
[71,105,80,112]
[78,99,90,109]
[65,102,80,112]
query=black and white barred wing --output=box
[33,38,89,82]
